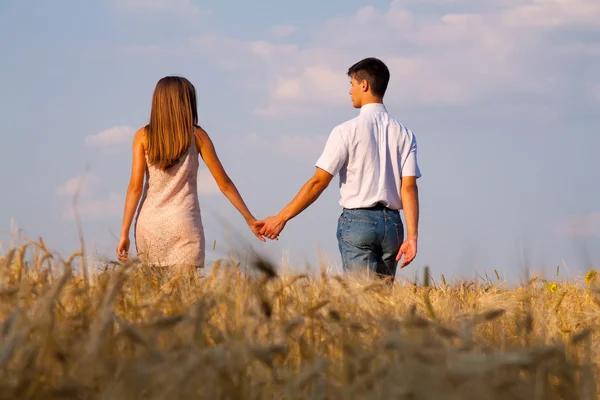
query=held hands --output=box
[260,215,286,240]
[250,215,286,241]
[248,216,286,242]
[396,237,417,268]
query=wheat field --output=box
[0,238,599,399]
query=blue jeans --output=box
[336,205,404,280]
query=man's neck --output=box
[361,97,384,107]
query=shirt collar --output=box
[359,102,387,115]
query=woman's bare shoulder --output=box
[194,125,209,138]
[194,125,211,150]
[135,125,149,148]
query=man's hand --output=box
[255,168,332,241]
[398,176,419,269]
[260,215,286,240]
[396,237,417,268]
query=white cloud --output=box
[254,0,599,116]
[188,34,298,66]
[55,173,101,197]
[113,0,600,118]
[65,192,124,221]
[55,174,123,221]
[269,25,300,37]
[294,4,525,105]
[255,66,349,116]
[113,34,298,70]
[384,56,471,103]
[109,0,202,18]
[85,125,136,152]
[554,213,600,237]
[502,0,600,28]
[232,2,530,116]
[248,41,298,58]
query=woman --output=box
[116,76,264,271]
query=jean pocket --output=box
[341,218,378,247]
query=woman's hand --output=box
[118,128,146,263]
[248,218,267,242]
[117,236,131,262]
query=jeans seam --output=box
[346,218,377,225]
[395,222,403,245]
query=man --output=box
[259,57,421,280]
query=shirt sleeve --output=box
[315,127,347,176]
[401,132,422,178]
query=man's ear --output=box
[361,79,369,93]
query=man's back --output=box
[316,103,420,211]
[258,57,421,277]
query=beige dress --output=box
[134,137,205,269]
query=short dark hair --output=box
[347,57,390,98]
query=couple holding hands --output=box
[117,57,421,281]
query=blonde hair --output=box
[146,76,198,170]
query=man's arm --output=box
[259,168,334,240]
[401,176,419,239]
[396,176,419,267]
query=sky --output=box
[1,0,599,283]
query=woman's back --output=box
[117,75,263,269]
[134,130,205,268]
[140,132,200,211]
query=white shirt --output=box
[315,103,421,211]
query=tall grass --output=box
[0,238,599,399]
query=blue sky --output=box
[1,0,599,282]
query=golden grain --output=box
[0,239,598,399]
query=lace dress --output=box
[134,138,205,268]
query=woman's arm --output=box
[117,128,147,260]
[195,127,265,242]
